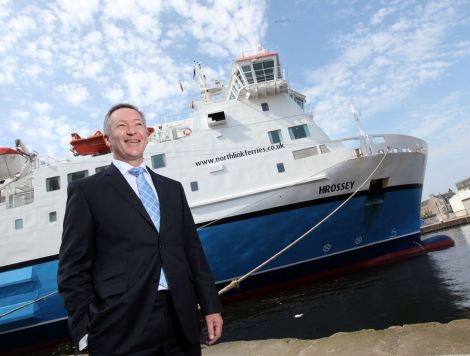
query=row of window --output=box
[45,124,316,193]
[46,165,108,192]
[14,211,57,230]
[267,124,310,145]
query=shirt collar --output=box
[113,159,148,176]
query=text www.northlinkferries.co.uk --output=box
[194,143,285,167]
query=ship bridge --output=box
[225,49,305,107]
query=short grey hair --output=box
[103,103,146,136]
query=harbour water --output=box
[40,225,470,354]
[220,225,470,342]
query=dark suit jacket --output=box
[57,164,222,354]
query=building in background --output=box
[421,190,455,223]
[450,177,470,216]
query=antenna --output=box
[350,104,372,155]
[350,104,366,138]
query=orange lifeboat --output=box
[70,128,155,156]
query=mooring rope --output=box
[0,152,388,317]
[0,290,58,319]
[218,151,388,295]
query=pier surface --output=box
[421,215,470,234]
[202,319,470,356]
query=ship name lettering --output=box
[318,181,355,194]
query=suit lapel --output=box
[105,164,157,231]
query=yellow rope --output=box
[218,151,388,296]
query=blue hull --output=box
[0,185,431,349]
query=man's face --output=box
[104,107,148,166]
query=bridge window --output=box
[151,154,166,169]
[268,129,282,144]
[288,124,310,140]
[253,60,275,83]
[46,176,60,192]
[242,65,254,84]
[68,170,89,183]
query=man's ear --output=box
[104,135,111,148]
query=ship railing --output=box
[39,155,60,166]
[368,134,427,155]
[338,134,427,158]
[6,190,34,209]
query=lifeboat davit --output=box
[70,128,155,156]
[0,147,29,180]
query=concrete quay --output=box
[421,215,470,234]
[202,319,470,356]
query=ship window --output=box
[277,163,285,173]
[67,170,89,183]
[208,111,226,122]
[49,211,57,223]
[293,147,318,159]
[268,130,282,144]
[15,218,23,230]
[0,190,5,203]
[288,124,310,140]
[261,102,269,112]
[253,60,275,83]
[242,65,254,84]
[46,176,60,192]
[236,71,244,86]
[95,165,109,174]
[151,154,166,169]
[319,144,330,154]
[190,181,199,192]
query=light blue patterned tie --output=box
[128,167,168,289]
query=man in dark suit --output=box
[58,103,223,355]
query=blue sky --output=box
[1,0,469,198]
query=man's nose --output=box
[126,125,136,134]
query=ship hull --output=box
[1,184,446,350]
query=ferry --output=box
[0,47,453,351]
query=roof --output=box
[237,51,278,61]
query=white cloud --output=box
[168,0,267,58]
[0,0,269,156]
[0,0,12,20]
[0,57,17,84]
[52,0,100,28]
[103,85,125,103]
[370,6,396,26]
[57,83,90,105]
[11,109,29,119]
[34,102,52,113]
[305,1,465,137]
[9,120,22,133]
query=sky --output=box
[1,0,469,198]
